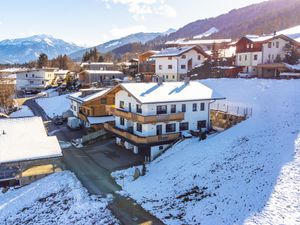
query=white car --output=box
[238,72,255,78]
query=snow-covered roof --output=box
[245,35,274,42]
[166,39,232,46]
[54,70,69,74]
[87,116,115,125]
[68,88,110,104]
[83,70,123,75]
[152,45,208,58]
[0,117,62,164]
[81,62,114,67]
[119,81,225,104]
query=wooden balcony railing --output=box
[106,105,184,124]
[104,123,181,145]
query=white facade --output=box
[262,37,290,64]
[114,89,211,160]
[16,69,56,91]
[236,52,262,75]
[154,49,206,81]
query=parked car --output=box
[238,72,255,78]
[53,116,64,125]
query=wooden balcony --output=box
[104,123,181,145]
[78,111,87,122]
[106,105,184,124]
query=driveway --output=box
[26,98,165,225]
[63,144,164,225]
[83,139,144,171]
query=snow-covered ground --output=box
[36,94,71,118]
[0,171,119,225]
[113,79,300,225]
[10,105,34,118]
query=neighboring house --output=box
[15,68,57,91]
[0,117,62,187]
[68,88,114,130]
[78,70,125,86]
[81,62,115,71]
[138,50,159,82]
[235,36,265,75]
[54,70,70,80]
[152,45,209,81]
[236,34,300,77]
[257,35,300,77]
[104,80,224,161]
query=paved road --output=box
[24,98,50,121]
[26,99,165,225]
[63,147,164,225]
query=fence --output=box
[210,102,253,118]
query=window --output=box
[42,81,44,84]
[247,44,250,48]
[136,123,142,132]
[157,105,167,114]
[166,123,176,133]
[245,55,247,61]
[172,75,175,79]
[268,42,272,48]
[26,74,28,77]
[168,65,173,69]
[168,57,172,60]
[250,44,254,48]
[171,104,176,113]
[120,117,125,126]
[159,65,162,70]
[182,104,186,112]
[119,101,125,109]
[254,54,258,60]
[200,103,205,111]
[193,103,197,112]
[32,74,35,77]
[166,75,169,79]
[197,120,206,129]
[100,98,107,104]
[30,81,34,84]
[198,55,201,60]
[276,41,279,48]
[181,65,186,69]
[181,55,186,59]
[239,55,242,61]
[136,104,142,114]
[180,122,189,131]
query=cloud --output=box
[103,0,176,19]
[109,25,148,38]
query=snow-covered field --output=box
[36,94,71,118]
[0,171,118,225]
[10,105,34,118]
[113,79,300,225]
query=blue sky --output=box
[0,0,266,46]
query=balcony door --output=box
[156,125,162,135]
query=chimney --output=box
[184,76,190,84]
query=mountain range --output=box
[0,35,83,64]
[1,0,300,64]
[69,29,176,60]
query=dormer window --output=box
[168,57,172,60]
[181,55,186,59]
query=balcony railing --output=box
[106,105,184,124]
[104,123,181,145]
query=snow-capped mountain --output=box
[193,27,219,39]
[0,34,83,64]
[70,30,174,60]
